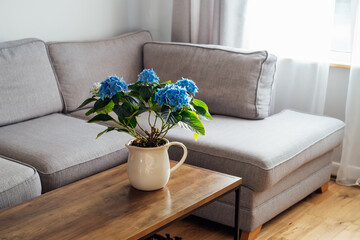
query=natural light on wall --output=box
[243,0,335,62]
[331,0,352,64]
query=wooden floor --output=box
[159,180,360,240]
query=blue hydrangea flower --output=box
[155,84,190,111]
[175,78,198,96]
[137,69,159,84]
[98,75,128,100]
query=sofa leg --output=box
[316,182,329,193]
[240,225,262,240]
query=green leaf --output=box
[139,86,153,102]
[78,97,96,109]
[117,129,129,134]
[128,83,141,91]
[193,133,199,141]
[168,111,181,124]
[96,127,115,138]
[193,106,213,120]
[93,98,111,112]
[192,98,209,112]
[154,81,171,92]
[161,80,172,85]
[88,114,115,123]
[96,109,107,115]
[113,103,131,119]
[128,90,141,98]
[180,110,205,135]
[159,106,181,124]
[128,117,137,129]
[137,105,149,115]
[85,108,95,116]
[151,105,162,113]
[123,95,140,106]
[159,105,171,122]
[104,101,115,113]
[112,94,120,105]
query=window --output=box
[330,0,352,64]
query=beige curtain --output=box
[172,0,334,117]
[336,0,360,186]
[172,0,247,46]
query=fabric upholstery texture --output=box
[0,157,41,209]
[194,161,332,232]
[0,114,132,192]
[221,151,332,209]
[167,110,344,191]
[0,39,63,126]
[143,42,277,119]
[48,30,152,112]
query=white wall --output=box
[0,0,172,42]
[324,67,350,121]
[324,67,350,175]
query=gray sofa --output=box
[0,30,345,238]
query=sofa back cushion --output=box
[144,42,277,119]
[0,39,63,127]
[48,30,152,112]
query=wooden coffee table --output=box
[0,161,242,240]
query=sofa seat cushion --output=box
[0,157,41,209]
[48,30,152,112]
[0,114,132,192]
[144,42,277,119]
[0,38,63,127]
[166,110,344,191]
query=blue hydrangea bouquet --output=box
[79,69,212,147]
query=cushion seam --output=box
[217,162,331,211]
[247,164,331,212]
[45,44,67,113]
[0,172,39,193]
[0,39,42,50]
[267,126,344,169]
[0,155,40,192]
[144,42,268,56]
[268,60,277,116]
[254,51,269,118]
[214,164,330,212]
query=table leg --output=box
[234,187,240,240]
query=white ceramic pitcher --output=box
[125,139,188,191]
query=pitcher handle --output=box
[167,142,188,173]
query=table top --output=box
[0,161,242,240]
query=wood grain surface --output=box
[0,161,241,240]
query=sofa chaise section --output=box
[166,110,344,192]
[166,111,344,231]
[0,157,41,209]
[143,41,345,234]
